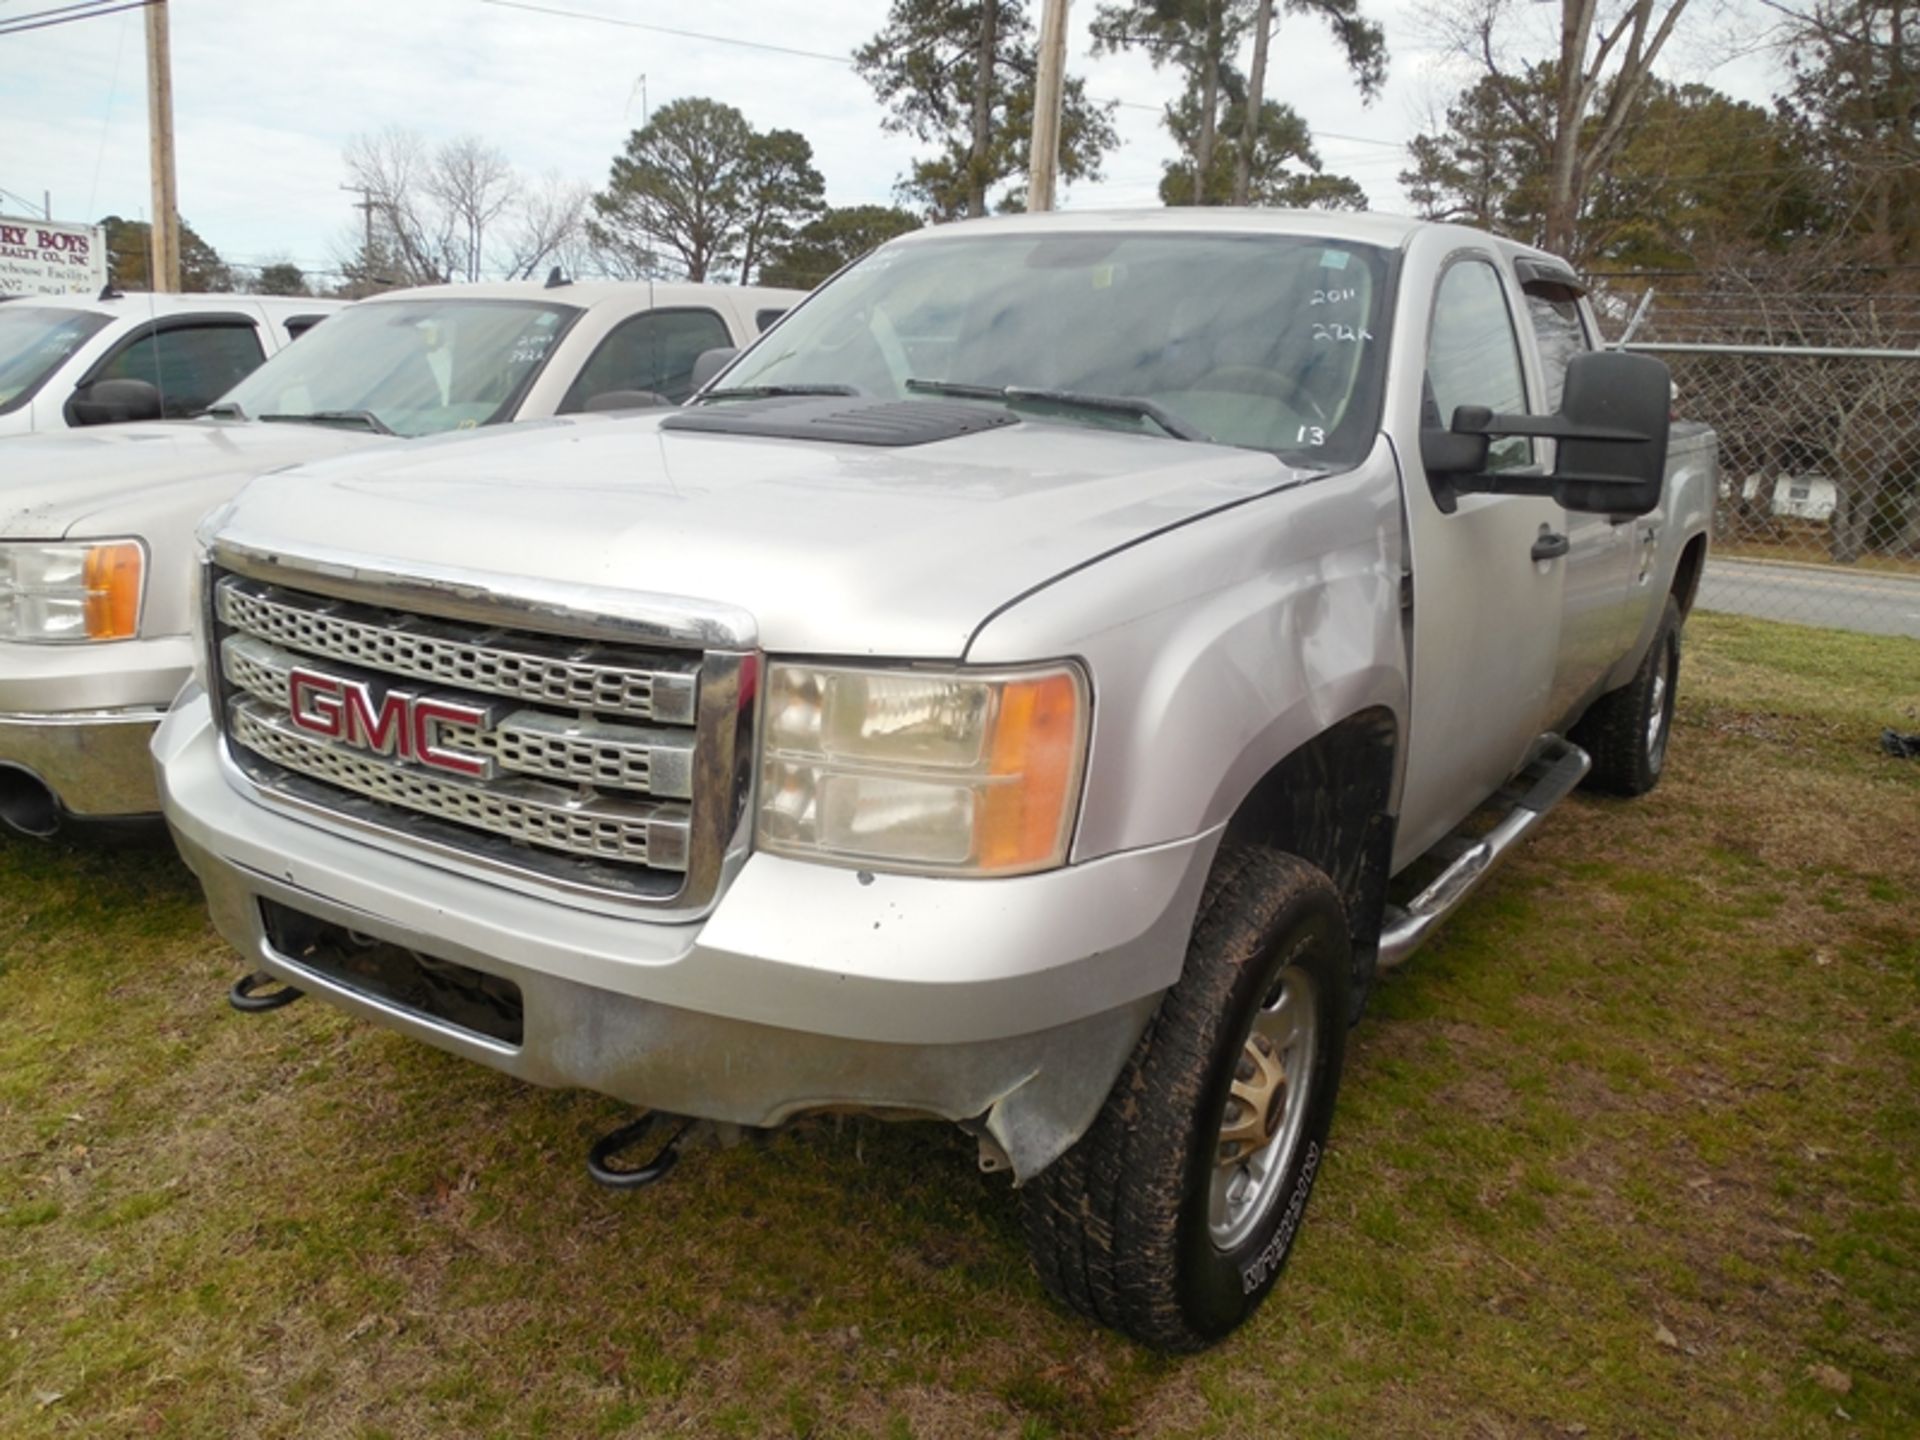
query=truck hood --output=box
[219,412,1313,657]
[0,419,389,539]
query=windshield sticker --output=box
[1320,249,1351,270]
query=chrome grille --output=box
[208,568,741,904]
[228,701,687,867]
[216,580,698,723]
[220,635,693,798]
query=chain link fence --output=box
[1590,272,1920,640]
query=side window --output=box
[95,322,266,418]
[284,314,329,340]
[1426,260,1531,472]
[559,308,732,411]
[755,307,788,333]
[1524,293,1590,412]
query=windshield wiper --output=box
[259,409,396,436]
[200,401,246,420]
[905,379,1207,442]
[702,383,860,401]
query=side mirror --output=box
[1422,351,1672,516]
[582,389,671,413]
[67,377,164,427]
[689,347,738,393]
[1547,351,1671,515]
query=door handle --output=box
[1531,531,1571,562]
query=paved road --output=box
[1698,557,1920,640]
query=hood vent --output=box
[662,396,1017,447]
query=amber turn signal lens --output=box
[83,542,143,640]
[977,671,1085,872]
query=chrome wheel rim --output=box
[1647,653,1672,771]
[1209,964,1319,1250]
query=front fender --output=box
[967,438,1409,861]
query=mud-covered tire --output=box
[1022,843,1350,1351]
[1575,596,1681,797]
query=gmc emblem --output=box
[287,666,499,779]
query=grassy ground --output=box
[2,612,1915,1439]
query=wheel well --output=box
[1221,708,1398,965]
[1671,533,1708,617]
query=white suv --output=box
[0,291,342,436]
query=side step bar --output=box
[1377,738,1591,971]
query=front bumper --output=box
[0,634,193,819]
[157,690,1219,1179]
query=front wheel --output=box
[1022,843,1350,1351]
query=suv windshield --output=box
[219,298,576,437]
[0,305,111,414]
[716,231,1393,467]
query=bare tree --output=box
[344,127,456,285]
[498,170,592,281]
[428,136,518,283]
[1433,0,1693,256]
[343,129,591,285]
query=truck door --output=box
[1395,253,1565,868]
[1525,287,1640,729]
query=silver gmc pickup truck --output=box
[155,211,1715,1351]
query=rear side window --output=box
[95,322,266,418]
[755,307,788,333]
[284,314,329,340]
[1525,294,1590,412]
[560,308,732,410]
[1426,259,1531,472]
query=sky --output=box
[0,0,1791,285]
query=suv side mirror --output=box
[67,377,165,427]
[690,347,738,393]
[1422,351,1672,516]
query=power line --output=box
[474,0,1408,149]
[478,0,851,64]
[0,0,153,37]
[0,0,125,24]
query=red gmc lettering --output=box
[344,683,411,758]
[285,667,493,778]
[411,699,491,779]
[287,667,347,740]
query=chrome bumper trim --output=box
[0,706,167,817]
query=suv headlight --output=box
[756,661,1089,876]
[0,539,145,643]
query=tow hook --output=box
[227,970,304,1012]
[586,1111,695,1191]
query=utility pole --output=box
[1029,0,1070,212]
[145,0,181,291]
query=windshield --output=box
[218,298,576,437]
[717,231,1394,466]
[0,305,111,414]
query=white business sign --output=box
[0,216,108,297]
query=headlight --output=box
[757,661,1089,876]
[0,539,145,643]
